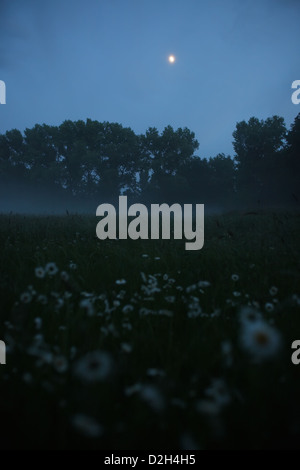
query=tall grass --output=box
[0,211,300,449]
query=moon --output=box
[168,55,176,64]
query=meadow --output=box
[0,210,300,450]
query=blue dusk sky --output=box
[0,0,299,158]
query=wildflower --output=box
[122,321,132,331]
[139,385,165,413]
[180,432,200,451]
[231,274,239,282]
[70,346,77,359]
[158,309,173,317]
[116,289,126,300]
[34,317,42,330]
[163,274,168,281]
[240,320,281,361]
[74,351,113,382]
[81,291,94,298]
[187,297,202,318]
[23,373,33,384]
[35,267,45,278]
[125,383,142,396]
[265,302,274,313]
[121,343,132,353]
[196,399,220,415]
[79,298,95,317]
[171,398,187,409]
[37,294,47,305]
[147,368,165,378]
[60,271,69,282]
[69,262,77,270]
[198,280,211,288]
[33,334,44,346]
[292,294,300,306]
[221,341,233,367]
[45,262,59,276]
[71,414,103,438]
[239,306,262,325]
[165,296,175,303]
[205,378,231,407]
[186,284,197,293]
[233,291,241,297]
[122,304,134,314]
[142,254,149,258]
[154,257,160,260]
[116,279,126,285]
[53,355,68,373]
[269,286,278,296]
[55,298,64,310]
[20,292,32,304]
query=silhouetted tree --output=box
[233,116,286,206]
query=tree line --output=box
[0,113,299,209]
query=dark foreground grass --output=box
[0,210,300,449]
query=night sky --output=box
[1,0,299,157]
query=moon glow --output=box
[168,55,176,63]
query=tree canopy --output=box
[0,113,299,209]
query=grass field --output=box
[0,210,300,449]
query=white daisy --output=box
[37,294,48,305]
[186,284,197,293]
[53,355,68,373]
[122,304,134,314]
[121,343,132,353]
[22,373,33,384]
[124,383,142,396]
[79,298,95,316]
[269,286,278,296]
[231,274,239,282]
[239,306,262,325]
[165,296,175,303]
[74,351,113,382]
[60,271,69,282]
[198,280,211,288]
[196,399,220,415]
[205,378,231,407]
[34,317,42,330]
[116,279,126,285]
[45,262,59,276]
[20,292,32,304]
[35,267,45,279]
[265,302,274,313]
[233,291,241,297]
[55,298,64,310]
[221,341,233,368]
[240,320,281,361]
[147,368,165,377]
[139,385,165,413]
[71,414,103,438]
[122,321,133,331]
